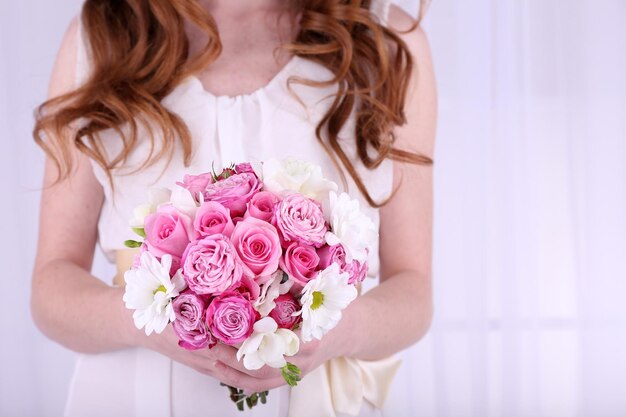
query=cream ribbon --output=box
[115,249,401,416]
[289,356,401,416]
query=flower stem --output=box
[220,383,269,411]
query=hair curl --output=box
[33,0,432,207]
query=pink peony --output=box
[172,291,215,350]
[194,201,234,238]
[279,242,320,287]
[245,191,279,222]
[176,172,214,202]
[230,217,281,278]
[203,172,262,218]
[269,293,301,329]
[144,205,195,259]
[181,235,244,295]
[273,194,327,248]
[318,243,368,285]
[205,292,257,345]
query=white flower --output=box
[261,158,338,201]
[298,263,358,342]
[129,187,172,229]
[324,191,377,263]
[236,317,300,370]
[253,270,294,317]
[170,186,199,218]
[122,251,187,335]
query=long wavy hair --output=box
[33,0,432,207]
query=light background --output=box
[1,0,625,416]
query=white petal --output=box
[171,187,198,218]
[258,334,285,364]
[170,269,187,294]
[253,317,278,334]
[243,351,266,370]
[237,333,264,361]
[276,329,300,356]
[324,231,341,247]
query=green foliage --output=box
[124,239,142,248]
[281,362,302,387]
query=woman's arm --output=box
[30,16,138,353]
[314,6,437,363]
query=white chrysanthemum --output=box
[129,187,172,229]
[123,251,187,335]
[236,317,300,370]
[261,157,338,201]
[298,263,358,342]
[324,191,377,263]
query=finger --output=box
[213,360,286,393]
[207,344,283,379]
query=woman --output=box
[30,0,436,416]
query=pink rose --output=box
[274,194,327,247]
[176,172,214,202]
[235,162,256,175]
[181,235,244,295]
[205,292,257,345]
[194,201,234,238]
[172,291,215,350]
[318,244,367,285]
[144,205,194,259]
[231,217,281,278]
[245,191,279,222]
[203,172,262,218]
[269,293,301,329]
[279,242,320,286]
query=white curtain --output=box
[385,1,626,416]
[2,1,625,416]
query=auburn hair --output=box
[33,0,432,207]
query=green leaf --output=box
[221,384,270,412]
[281,362,302,387]
[131,227,146,238]
[124,239,142,248]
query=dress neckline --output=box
[185,54,302,101]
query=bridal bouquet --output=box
[121,158,376,410]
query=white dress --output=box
[65,1,399,416]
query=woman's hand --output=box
[135,325,285,393]
[136,324,331,393]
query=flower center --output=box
[153,285,167,295]
[311,291,324,310]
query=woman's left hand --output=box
[206,329,338,393]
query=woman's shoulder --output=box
[47,15,81,99]
[387,3,432,52]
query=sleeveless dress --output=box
[64,1,400,416]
